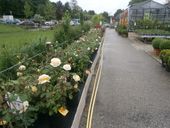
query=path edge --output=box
[71,32,105,128]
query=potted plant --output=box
[152,38,162,56]
[160,50,170,71]
[159,39,170,50]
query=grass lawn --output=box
[0,24,55,52]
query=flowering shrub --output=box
[0,29,102,127]
[160,50,170,71]
[116,25,128,37]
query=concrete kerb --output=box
[71,33,104,128]
[143,50,162,64]
[128,32,162,64]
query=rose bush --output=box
[0,28,102,128]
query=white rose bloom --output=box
[74,84,78,89]
[63,64,71,71]
[46,41,51,45]
[19,65,26,71]
[96,39,99,42]
[50,58,61,67]
[76,40,80,43]
[22,101,29,113]
[87,47,91,51]
[31,86,38,93]
[17,72,23,77]
[25,86,30,89]
[73,74,80,82]
[38,74,51,84]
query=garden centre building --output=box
[126,0,170,29]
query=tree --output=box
[33,14,44,23]
[24,1,33,18]
[64,2,71,13]
[55,1,64,20]
[36,4,45,16]
[0,0,3,15]
[102,11,110,23]
[129,0,148,5]
[44,1,55,20]
[91,14,103,25]
[0,0,25,17]
[114,9,123,21]
[88,10,95,15]
[62,11,71,33]
[30,0,48,13]
[69,0,82,18]
[70,0,77,10]
[80,12,84,26]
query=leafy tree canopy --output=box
[114,9,123,21]
[102,11,110,23]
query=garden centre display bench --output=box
[137,34,170,44]
[140,35,170,39]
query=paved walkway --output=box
[92,29,170,128]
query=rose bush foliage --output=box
[0,29,102,128]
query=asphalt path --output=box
[92,29,170,128]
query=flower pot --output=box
[154,48,161,56]
[30,114,51,128]
[30,91,81,128]
[67,92,80,110]
[31,112,74,128]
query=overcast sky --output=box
[50,0,166,15]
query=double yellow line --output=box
[86,46,103,128]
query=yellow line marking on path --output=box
[86,62,100,128]
[86,45,103,128]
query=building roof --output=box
[165,2,170,8]
[130,0,165,9]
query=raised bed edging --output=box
[71,36,104,128]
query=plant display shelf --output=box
[139,35,170,39]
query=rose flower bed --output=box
[0,29,102,128]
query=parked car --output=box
[44,21,55,26]
[0,19,5,24]
[13,19,21,24]
[70,19,80,26]
[103,23,110,28]
[5,19,14,24]
[18,20,37,27]
[0,18,21,24]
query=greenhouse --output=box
[128,0,170,29]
